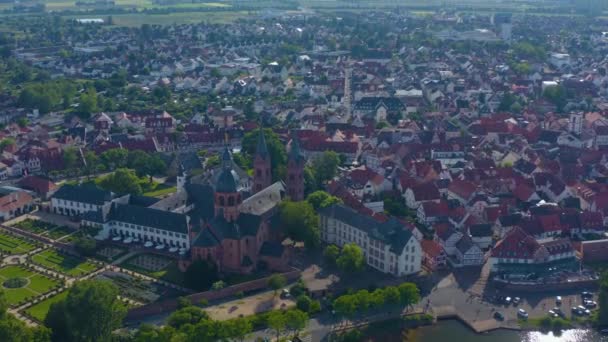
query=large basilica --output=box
[177,129,306,273]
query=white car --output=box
[517,309,528,319]
[169,247,178,253]
[112,236,122,242]
[556,296,562,305]
[155,244,165,250]
[144,241,153,248]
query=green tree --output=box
[398,282,421,307]
[336,243,365,273]
[100,148,128,170]
[543,85,567,112]
[78,88,98,118]
[268,273,287,295]
[45,280,126,342]
[74,236,96,257]
[241,128,287,181]
[223,317,252,342]
[98,168,143,195]
[278,200,320,248]
[285,309,308,337]
[63,147,79,170]
[0,138,15,152]
[597,272,608,326]
[306,190,342,210]
[83,151,100,177]
[333,294,357,317]
[323,244,340,267]
[167,305,208,329]
[267,311,287,341]
[311,151,340,187]
[211,280,226,291]
[184,260,218,291]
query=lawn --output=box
[120,254,185,287]
[31,250,100,277]
[0,232,38,255]
[0,266,60,306]
[24,291,68,322]
[143,184,177,198]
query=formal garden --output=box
[94,271,186,305]
[0,231,40,256]
[11,219,74,241]
[119,253,185,287]
[0,265,62,307]
[95,246,129,262]
[30,249,101,277]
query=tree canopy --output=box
[98,168,143,195]
[310,151,340,188]
[306,191,342,210]
[45,280,126,342]
[278,200,320,248]
[241,128,287,181]
[336,243,365,273]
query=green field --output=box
[0,266,60,306]
[31,250,100,277]
[143,184,177,198]
[12,219,74,241]
[0,232,38,255]
[24,291,68,322]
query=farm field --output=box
[31,250,100,277]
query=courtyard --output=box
[11,219,74,241]
[0,265,61,307]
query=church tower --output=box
[214,146,242,222]
[253,128,272,193]
[177,163,187,191]
[287,133,306,201]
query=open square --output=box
[0,231,38,255]
[0,265,60,306]
[31,249,100,277]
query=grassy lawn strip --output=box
[24,291,68,322]
[143,184,177,197]
[31,250,99,277]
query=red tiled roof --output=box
[17,176,57,194]
[448,179,476,200]
[421,239,445,258]
[0,191,34,213]
[491,227,540,259]
[411,183,440,202]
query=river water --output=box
[408,320,607,342]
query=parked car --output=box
[493,311,504,320]
[504,296,512,305]
[556,296,562,305]
[548,310,558,318]
[584,300,597,309]
[581,291,593,299]
[513,297,521,305]
[572,307,583,316]
[517,309,528,319]
[553,307,564,317]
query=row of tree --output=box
[332,282,420,318]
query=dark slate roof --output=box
[185,183,215,223]
[456,235,476,254]
[216,169,240,193]
[260,241,284,257]
[514,159,537,175]
[192,227,220,247]
[288,135,305,164]
[256,129,270,160]
[538,130,561,144]
[498,213,522,226]
[128,195,161,207]
[469,224,492,238]
[108,203,188,234]
[208,212,262,239]
[320,204,414,254]
[52,184,112,205]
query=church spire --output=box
[255,128,269,160]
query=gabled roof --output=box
[491,227,541,259]
[255,128,269,160]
